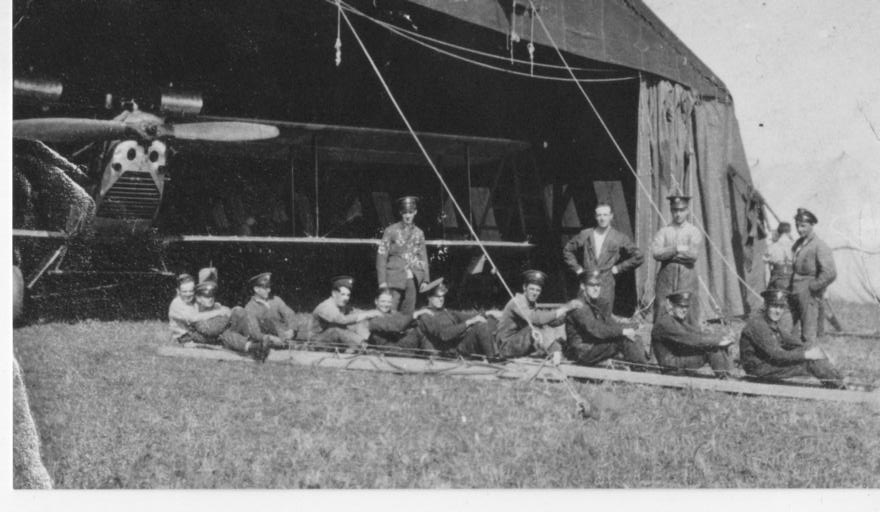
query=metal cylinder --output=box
[159,90,204,116]
[13,77,63,103]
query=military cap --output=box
[794,207,818,225]
[195,281,218,298]
[331,275,355,291]
[177,273,195,286]
[666,290,692,307]
[522,269,548,287]
[666,186,691,209]
[396,195,419,213]
[198,267,218,284]
[579,270,602,286]
[421,277,448,296]
[249,272,272,288]
[761,288,790,307]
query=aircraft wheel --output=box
[13,265,25,322]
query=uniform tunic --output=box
[564,297,646,366]
[168,296,199,342]
[244,295,299,340]
[416,307,495,357]
[739,311,843,386]
[790,231,836,343]
[186,303,264,352]
[367,311,420,349]
[376,221,430,314]
[495,293,562,358]
[651,221,702,327]
[650,314,731,374]
[562,227,643,308]
[309,297,367,347]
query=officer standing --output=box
[789,208,836,343]
[376,195,430,314]
[652,190,703,327]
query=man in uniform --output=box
[650,291,734,377]
[376,195,430,314]
[244,272,298,348]
[188,280,273,362]
[789,208,836,344]
[415,278,498,358]
[564,270,648,367]
[310,275,382,350]
[563,202,643,311]
[168,273,238,344]
[764,222,795,291]
[739,289,845,388]
[652,190,703,327]
[367,288,434,350]
[495,270,581,359]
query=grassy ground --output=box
[12,302,880,488]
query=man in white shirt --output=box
[764,222,794,290]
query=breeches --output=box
[747,358,842,387]
[390,278,417,315]
[314,326,366,348]
[566,337,647,366]
[789,279,820,343]
[652,341,732,374]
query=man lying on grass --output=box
[168,273,233,344]
[739,289,846,389]
[173,278,274,362]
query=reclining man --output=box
[564,270,648,367]
[650,291,734,377]
[495,270,581,359]
[739,289,845,389]
[310,275,382,350]
[367,288,434,350]
[415,278,499,359]
[244,272,299,349]
[186,279,273,361]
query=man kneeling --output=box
[564,270,647,367]
[739,289,845,388]
[650,291,734,377]
[188,281,273,362]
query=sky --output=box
[643,0,880,171]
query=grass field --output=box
[12,302,880,488]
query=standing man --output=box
[416,278,498,358]
[739,289,845,388]
[310,275,382,350]
[789,208,836,344]
[652,191,703,327]
[367,288,434,349]
[764,222,795,291]
[650,291,734,377]
[495,270,581,358]
[377,195,430,314]
[244,272,298,348]
[564,271,648,367]
[563,202,643,310]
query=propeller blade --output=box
[171,121,280,142]
[13,118,132,143]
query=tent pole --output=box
[466,145,473,225]
[289,147,296,235]
[312,135,319,236]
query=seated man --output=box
[189,280,273,362]
[168,273,235,344]
[243,272,298,348]
[650,291,734,377]
[564,270,648,367]
[739,289,845,389]
[416,278,498,358]
[310,275,381,350]
[495,270,581,359]
[367,288,434,350]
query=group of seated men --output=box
[167,264,846,389]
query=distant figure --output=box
[652,190,703,327]
[367,288,434,349]
[563,271,647,367]
[376,195,430,314]
[650,291,734,377]
[189,280,273,362]
[789,208,837,344]
[243,272,297,348]
[764,221,795,291]
[310,275,381,350]
[415,278,498,358]
[495,270,581,359]
[739,289,845,389]
[563,202,643,310]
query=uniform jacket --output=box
[739,311,806,375]
[244,295,298,337]
[564,297,624,357]
[376,221,430,289]
[416,307,478,350]
[310,297,360,337]
[563,227,643,280]
[650,314,717,350]
[652,221,703,325]
[791,232,836,292]
[368,311,417,346]
[494,293,561,347]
